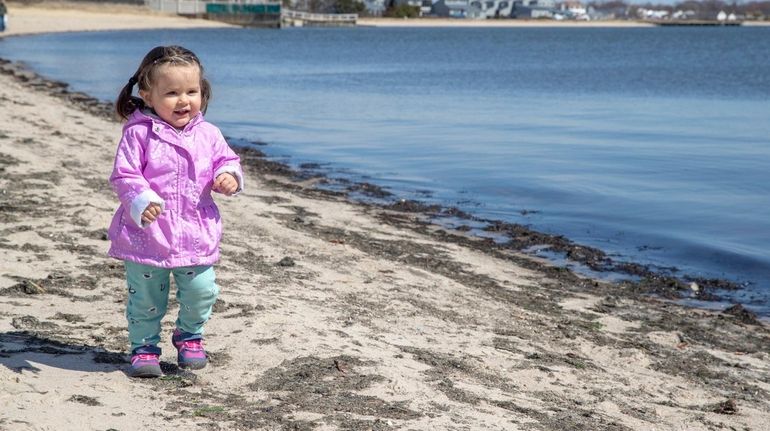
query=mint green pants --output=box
[124,261,219,353]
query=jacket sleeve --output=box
[212,129,244,194]
[109,128,165,228]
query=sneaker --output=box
[128,348,162,378]
[171,329,208,370]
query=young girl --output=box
[108,46,243,378]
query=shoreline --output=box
[2,4,770,431]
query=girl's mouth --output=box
[174,109,190,115]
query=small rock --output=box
[277,257,295,267]
[712,399,737,415]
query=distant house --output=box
[432,0,483,18]
[562,1,589,20]
[599,6,627,19]
[511,0,555,19]
[637,8,669,20]
[420,0,433,15]
[477,0,514,18]
[672,9,696,20]
[716,10,739,21]
[391,0,432,16]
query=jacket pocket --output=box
[145,216,173,257]
[110,208,172,260]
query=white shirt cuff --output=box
[215,167,244,195]
[129,189,165,228]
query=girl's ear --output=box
[138,89,153,108]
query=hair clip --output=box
[128,76,138,86]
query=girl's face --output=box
[139,64,202,129]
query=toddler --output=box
[108,45,243,378]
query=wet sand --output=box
[1,3,770,431]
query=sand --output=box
[0,3,233,37]
[1,3,770,431]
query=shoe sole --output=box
[178,359,207,370]
[129,366,162,378]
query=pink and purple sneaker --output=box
[129,346,162,378]
[171,329,208,370]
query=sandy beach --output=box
[0,3,233,37]
[1,3,770,431]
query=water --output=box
[2,26,769,314]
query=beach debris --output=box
[346,182,393,199]
[333,358,347,375]
[18,279,46,294]
[276,256,296,267]
[711,398,738,415]
[387,198,441,213]
[722,304,760,326]
[67,395,101,406]
[11,315,59,331]
[689,282,699,293]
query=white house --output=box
[391,0,432,15]
[432,0,484,18]
[716,10,727,21]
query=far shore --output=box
[4,1,769,34]
[359,17,770,27]
[358,17,656,27]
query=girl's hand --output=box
[213,173,238,196]
[141,203,162,225]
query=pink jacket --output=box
[108,109,243,268]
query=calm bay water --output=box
[2,26,769,314]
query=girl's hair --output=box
[115,45,212,120]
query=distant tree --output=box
[742,1,770,19]
[384,4,420,17]
[596,0,627,9]
[588,0,631,18]
[334,0,366,13]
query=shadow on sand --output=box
[0,331,127,374]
